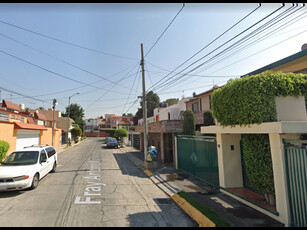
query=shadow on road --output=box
[0,190,26,198]
[112,153,147,178]
[127,198,197,227]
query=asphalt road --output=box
[0,138,196,227]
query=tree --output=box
[62,103,85,131]
[203,111,215,126]
[162,98,179,107]
[0,140,10,162]
[122,113,133,117]
[135,90,160,118]
[183,110,195,135]
[114,128,128,144]
[70,127,82,142]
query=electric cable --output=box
[154,4,300,93]
[0,31,142,93]
[85,61,140,109]
[146,3,264,92]
[0,19,138,60]
[144,3,185,58]
[121,64,141,115]
[0,48,137,95]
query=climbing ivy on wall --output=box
[241,134,275,195]
[211,71,307,127]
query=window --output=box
[0,113,9,121]
[192,102,199,113]
[21,117,25,123]
[40,151,47,163]
[200,98,202,111]
[168,112,171,120]
[16,116,20,120]
[11,114,15,119]
[46,147,56,158]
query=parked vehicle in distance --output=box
[105,136,113,144]
[106,138,118,148]
[0,145,57,191]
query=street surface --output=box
[0,138,196,227]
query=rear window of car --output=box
[45,147,56,158]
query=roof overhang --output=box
[14,122,48,131]
[201,121,307,134]
[243,48,307,76]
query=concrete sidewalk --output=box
[120,145,284,227]
[54,140,83,154]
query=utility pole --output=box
[52,99,57,146]
[140,43,148,165]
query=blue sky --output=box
[0,3,306,119]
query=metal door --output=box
[177,135,219,187]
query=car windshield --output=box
[1,151,39,166]
[109,139,117,143]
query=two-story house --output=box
[185,85,219,131]
[136,97,191,165]
[0,100,62,156]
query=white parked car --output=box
[0,145,57,191]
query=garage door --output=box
[16,130,40,151]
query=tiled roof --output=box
[34,112,48,121]
[27,117,36,124]
[2,100,20,111]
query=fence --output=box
[284,142,307,227]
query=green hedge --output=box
[211,71,307,126]
[105,128,116,137]
[183,110,195,135]
[114,129,128,139]
[0,140,10,162]
[241,134,275,195]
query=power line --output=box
[121,64,141,115]
[156,3,303,92]
[0,31,142,93]
[0,48,135,94]
[146,3,263,92]
[85,61,140,109]
[193,4,306,76]
[0,85,49,105]
[144,3,185,58]
[153,3,288,93]
[0,19,138,60]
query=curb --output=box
[142,167,216,228]
[120,146,216,227]
[171,194,216,227]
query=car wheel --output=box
[51,162,57,173]
[30,173,39,190]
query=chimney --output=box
[302,44,307,51]
[19,104,25,111]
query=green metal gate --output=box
[284,142,307,227]
[177,135,219,187]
